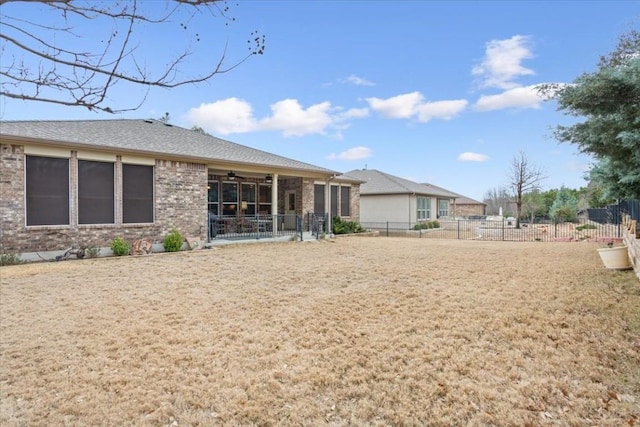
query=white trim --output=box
[121,155,155,165]
[24,145,70,158]
[77,150,116,162]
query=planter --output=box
[597,246,632,270]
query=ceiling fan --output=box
[226,171,244,181]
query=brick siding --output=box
[0,143,207,253]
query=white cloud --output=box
[473,35,535,89]
[366,92,424,119]
[474,85,544,111]
[366,92,466,121]
[259,99,333,137]
[185,98,364,137]
[458,152,490,162]
[184,98,256,134]
[344,74,375,86]
[416,100,468,122]
[327,146,372,161]
[336,107,370,121]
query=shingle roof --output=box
[420,183,486,205]
[342,169,459,198]
[0,119,337,175]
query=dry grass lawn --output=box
[1,237,639,426]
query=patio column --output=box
[271,173,278,237]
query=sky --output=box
[1,1,638,202]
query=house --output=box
[420,183,487,218]
[0,119,360,254]
[341,168,482,225]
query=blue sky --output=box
[1,1,638,201]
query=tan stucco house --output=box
[342,168,484,226]
[0,119,360,254]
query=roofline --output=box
[0,133,338,179]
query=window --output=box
[417,197,430,220]
[26,155,69,226]
[314,184,325,213]
[241,183,256,215]
[330,186,338,218]
[222,181,238,216]
[438,199,449,217]
[258,184,272,214]
[208,180,219,215]
[122,164,154,223]
[340,186,351,217]
[78,160,114,224]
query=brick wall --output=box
[454,203,486,217]
[0,143,207,254]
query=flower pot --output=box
[597,246,631,270]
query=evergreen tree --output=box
[541,30,640,199]
[549,187,579,222]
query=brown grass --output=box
[1,238,639,426]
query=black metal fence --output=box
[208,214,302,241]
[362,217,622,242]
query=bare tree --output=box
[482,186,512,216]
[0,0,265,113]
[508,151,546,228]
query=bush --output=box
[110,237,130,256]
[85,246,101,258]
[413,220,441,230]
[0,253,26,266]
[163,228,184,252]
[332,216,364,235]
[576,223,597,231]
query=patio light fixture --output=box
[227,171,236,180]
[265,174,273,184]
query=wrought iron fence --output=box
[362,217,622,242]
[306,212,330,240]
[208,213,302,241]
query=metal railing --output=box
[362,217,623,242]
[208,214,302,241]
[306,212,329,239]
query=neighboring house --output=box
[420,183,487,218]
[341,168,482,225]
[0,119,360,253]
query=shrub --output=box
[332,216,364,235]
[110,237,130,256]
[414,220,441,230]
[85,246,101,258]
[163,228,184,252]
[0,253,26,266]
[576,223,597,231]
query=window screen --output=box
[314,184,325,213]
[78,160,114,224]
[122,164,154,223]
[26,156,69,226]
[331,186,338,218]
[340,186,351,217]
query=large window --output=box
[417,197,430,221]
[241,183,256,215]
[222,182,238,216]
[258,184,272,214]
[340,186,351,217]
[78,160,114,224]
[26,155,69,226]
[208,180,219,215]
[331,186,338,218]
[438,199,449,218]
[314,184,325,213]
[122,164,154,223]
